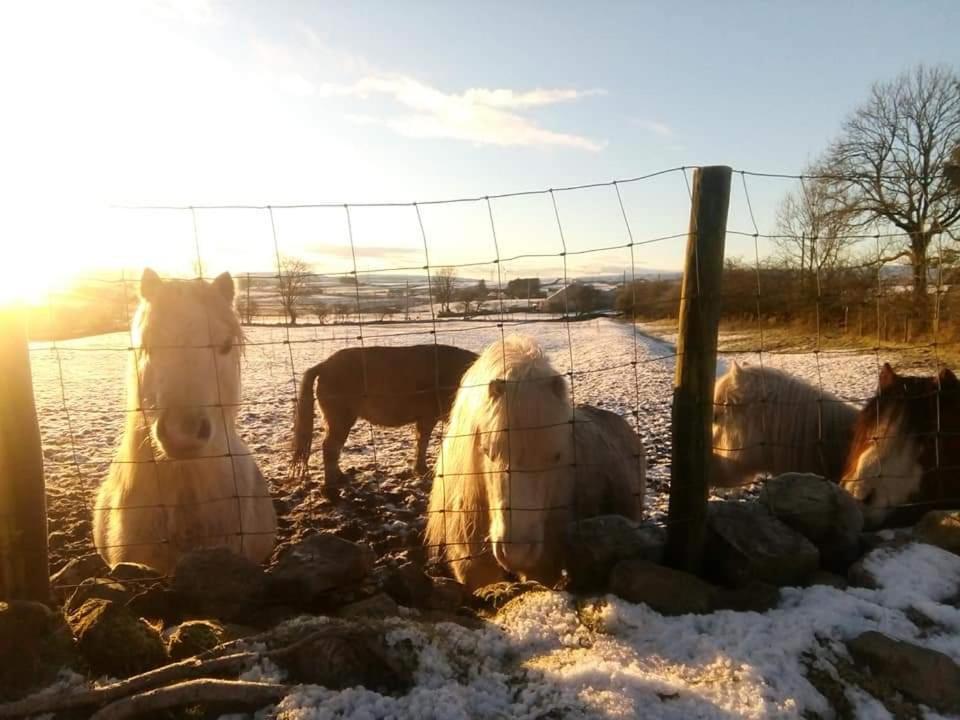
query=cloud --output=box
[638,120,674,138]
[307,243,424,262]
[318,75,606,151]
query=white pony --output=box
[711,361,858,486]
[426,335,645,591]
[93,269,276,574]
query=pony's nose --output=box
[156,410,213,454]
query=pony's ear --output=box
[488,379,506,399]
[878,362,898,390]
[212,272,235,302]
[140,268,161,301]
[939,367,959,390]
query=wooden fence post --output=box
[0,307,49,602]
[665,166,732,574]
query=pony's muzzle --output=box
[155,409,214,457]
[491,538,542,574]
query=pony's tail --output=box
[289,361,324,481]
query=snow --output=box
[264,543,960,719]
[24,316,960,717]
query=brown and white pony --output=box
[425,335,645,591]
[93,269,277,574]
[711,362,858,486]
[842,362,960,527]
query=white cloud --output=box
[638,120,674,137]
[319,75,606,151]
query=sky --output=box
[2,0,959,301]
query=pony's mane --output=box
[132,277,244,350]
[121,276,244,460]
[426,335,570,559]
[715,363,857,479]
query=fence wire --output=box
[12,165,960,598]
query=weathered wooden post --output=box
[0,307,49,602]
[665,166,732,574]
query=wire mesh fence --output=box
[6,164,959,601]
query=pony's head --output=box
[711,361,763,482]
[463,336,575,578]
[130,268,243,459]
[842,363,960,524]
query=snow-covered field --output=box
[26,317,959,718]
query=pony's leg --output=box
[322,414,356,491]
[413,418,436,475]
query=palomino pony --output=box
[425,335,645,591]
[842,363,960,527]
[711,362,858,486]
[93,269,277,574]
[289,345,478,489]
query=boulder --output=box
[65,577,131,614]
[759,473,863,572]
[915,511,960,555]
[608,558,715,615]
[0,601,77,700]
[126,585,181,623]
[705,501,820,587]
[847,631,960,713]
[172,548,267,621]
[269,534,375,603]
[166,620,225,661]
[427,577,469,611]
[68,598,167,677]
[565,515,665,590]
[109,562,163,583]
[338,593,400,620]
[49,554,109,603]
[807,571,848,590]
[382,563,434,607]
[712,581,781,613]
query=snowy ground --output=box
[26,317,959,718]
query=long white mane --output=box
[426,335,645,590]
[93,269,276,574]
[712,361,857,486]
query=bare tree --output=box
[773,178,857,293]
[277,257,312,325]
[313,302,329,325]
[820,65,960,325]
[237,274,258,325]
[433,266,457,313]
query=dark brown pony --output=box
[842,362,960,526]
[290,344,478,488]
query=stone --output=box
[847,631,960,713]
[172,548,267,621]
[338,593,400,620]
[68,598,167,677]
[475,581,548,611]
[49,554,109,603]
[0,601,77,701]
[109,562,163,583]
[269,533,375,603]
[712,581,781,613]
[565,515,665,591]
[608,558,715,615]
[915,511,960,555]
[166,620,225,661]
[126,586,181,623]
[65,577,131,614]
[382,563,434,608]
[427,577,468,611]
[759,473,863,573]
[705,501,820,587]
[807,571,848,590]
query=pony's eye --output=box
[218,339,233,355]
